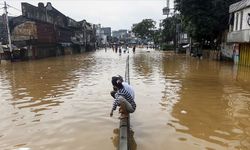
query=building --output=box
[101,27,111,44]
[3,2,96,60]
[112,30,128,39]
[101,27,111,37]
[0,16,7,44]
[94,25,111,47]
[227,0,250,66]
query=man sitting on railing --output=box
[110,75,136,119]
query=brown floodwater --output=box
[0,48,250,150]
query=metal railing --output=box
[125,55,130,84]
[119,55,130,150]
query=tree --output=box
[175,0,239,46]
[132,19,156,40]
[161,15,179,43]
[153,29,161,45]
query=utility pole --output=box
[3,1,12,54]
[163,0,170,17]
[166,0,169,11]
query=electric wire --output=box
[7,4,22,12]
[8,12,14,16]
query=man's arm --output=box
[110,94,120,117]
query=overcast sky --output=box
[2,0,174,31]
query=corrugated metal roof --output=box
[229,0,250,13]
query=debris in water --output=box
[181,110,187,114]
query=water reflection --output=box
[224,65,250,149]
[133,52,154,79]
[111,128,137,150]
[159,53,185,112]
[236,65,250,85]
[0,54,98,114]
[166,59,250,149]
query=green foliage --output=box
[161,15,180,42]
[161,43,174,51]
[132,19,156,40]
[153,29,161,44]
[175,0,239,44]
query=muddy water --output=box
[0,48,249,150]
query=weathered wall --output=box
[233,7,250,31]
[0,16,8,43]
[67,17,78,28]
[21,2,67,28]
[56,27,73,43]
[36,22,56,44]
[12,21,37,41]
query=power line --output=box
[3,1,13,53]
[8,12,15,16]
[7,4,22,12]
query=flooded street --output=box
[0,48,250,150]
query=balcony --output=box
[227,29,250,43]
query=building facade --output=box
[0,16,8,44]
[94,25,112,47]
[227,0,250,66]
[2,2,96,60]
[112,30,128,39]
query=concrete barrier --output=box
[119,115,130,150]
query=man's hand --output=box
[113,86,118,91]
[110,91,116,99]
[110,110,113,117]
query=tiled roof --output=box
[229,0,250,13]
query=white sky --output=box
[2,0,174,31]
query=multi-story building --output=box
[227,0,250,66]
[112,30,128,39]
[94,25,111,47]
[4,2,96,60]
[0,15,8,44]
[101,27,111,37]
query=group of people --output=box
[111,45,136,54]
[109,75,136,119]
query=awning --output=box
[182,44,190,48]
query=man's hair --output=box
[111,75,123,89]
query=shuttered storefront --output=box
[239,43,250,66]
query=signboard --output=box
[0,42,3,53]
[163,7,169,15]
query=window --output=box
[229,13,234,32]
[235,12,239,31]
[240,11,243,30]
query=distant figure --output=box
[110,75,136,119]
[112,45,114,51]
[132,46,136,53]
[197,48,202,59]
[119,47,122,55]
[115,45,118,53]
